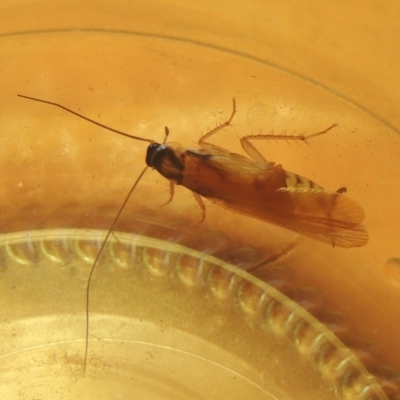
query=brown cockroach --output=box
[17,94,368,370]
[18,95,368,248]
[145,100,367,248]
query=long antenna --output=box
[82,126,169,371]
[83,165,149,371]
[17,94,154,143]
[17,94,169,372]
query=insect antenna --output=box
[83,165,148,371]
[17,94,154,144]
[17,94,169,371]
[82,126,169,371]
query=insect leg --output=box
[240,124,338,163]
[198,99,237,150]
[160,177,206,221]
[192,192,206,222]
[161,181,175,206]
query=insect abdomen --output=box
[285,171,323,190]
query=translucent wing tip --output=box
[319,194,369,248]
[329,225,369,248]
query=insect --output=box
[146,102,367,249]
[17,94,369,248]
[17,94,368,369]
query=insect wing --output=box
[210,187,368,248]
[278,188,368,247]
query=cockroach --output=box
[145,103,367,249]
[17,94,368,370]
